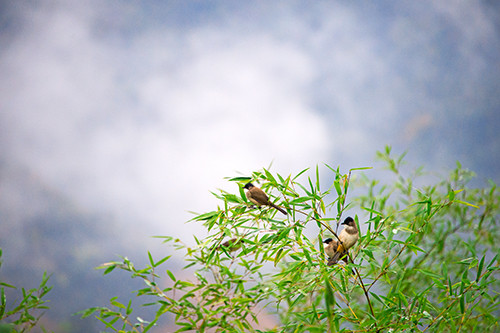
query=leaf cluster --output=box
[81,147,500,332]
[0,249,52,332]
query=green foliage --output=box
[81,147,500,332]
[0,249,52,332]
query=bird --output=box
[218,238,244,252]
[324,216,359,266]
[243,182,287,215]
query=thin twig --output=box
[346,251,378,331]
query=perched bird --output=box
[324,216,359,266]
[323,238,337,262]
[243,182,287,215]
[218,238,244,252]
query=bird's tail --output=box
[270,202,287,215]
[328,244,347,265]
[327,257,337,266]
[328,252,355,275]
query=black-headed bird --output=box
[244,182,287,215]
[324,216,359,266]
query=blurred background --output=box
[1,0,499,331]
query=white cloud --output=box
[1,1,330,240]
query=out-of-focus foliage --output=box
[0,249,52,332]
[81,147,499,332]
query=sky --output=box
[0,0,499,331]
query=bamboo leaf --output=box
[228,177,252,182]
[454,200,479,208]
[476,255,485,282]
[293,168,310,180]
[349,166,373,171]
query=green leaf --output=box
[0,282,15,289]
[454,200,479,209]
[308,176,315,194]
[407,243,426,254]
[293,167,310,180]
[417,269,442,280]
[334,180,342,196]
[154,255,171,267]
[0,323,14,332]
[361,206,384,216]
[274,249,283,266]
[476,255,485,282]
[349,166,372,171]
[486,253,498,269]
[0,288,5,318]
[228,176,252,182]
[103,264,117,275]
[456,257,475,265]
[460,270,468,294]
[174,280,195,288]
[316,165,320,191]
[361,248,375,261]
[290,196,314,204]
[324,276,336,330]
[148,251,154,267]
[448,189,455,201]
[223,193,242,203]
[468,257,479,270]
[166,270,176,282]
[110,297,126,309]
[442,262,448,279]
[75,306,105,318]
[302,249,313,266]
[239,185,247,202]
[191,211,219,221]
[264,168,277,184]
[126,299,133,315]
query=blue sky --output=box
[0,0,499,330]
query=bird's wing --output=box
[245,191,260,206]
[324,241,337,258]
[249,188,270,205]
